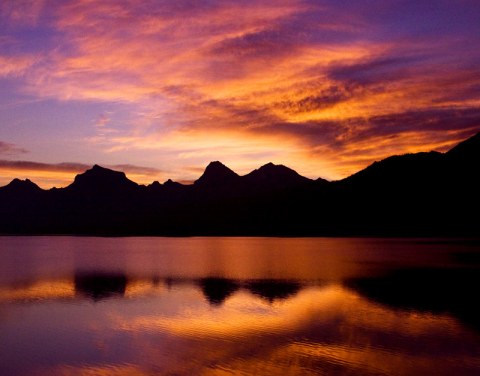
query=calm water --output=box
[1,237,480,375]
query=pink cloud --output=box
[0,55,36,77]
[0,0,46,25]
[2,0,479,182]
[94,113,111,127]
[0,141,28,156]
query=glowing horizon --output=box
[1,1,479,188]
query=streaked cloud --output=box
[0,141,28,156]
[0,160,89,172]
[0,55,35,77]
[0,0,46,25]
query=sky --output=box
[0,0,479,188]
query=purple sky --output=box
[1,0,479,187]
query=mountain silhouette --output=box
[446,132,480,162]
[329,132,480,235]
[0,131,479,236]
[164,179,183,188]
[244,163,312,190]
[341,151,444,187]
[194,161,239,188]
[0,178,42,195]
[67,164,139,194]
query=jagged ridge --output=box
[0,131,478,236]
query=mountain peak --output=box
[91,164,106,171]
[11,177,32,185]
[164,179,184,189]
[257,162,293,173]
[149,181,162,188]
[88,164,118,174]
[68,165,138,192]
[205,161,234,172]
[76,165,126,180]
[195,161,239,186]
[2,178,41,192]
[244,163,311,187]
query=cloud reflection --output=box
[113,285,479,375]
[1,276,480,375]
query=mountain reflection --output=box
[198,278,240,305]
[1,275,305,304]
[71,274,307,305]
[197,278,303,305]
[74,272,128,300]
[245,279,302,303]
[70,274,306,305]
[5,269,480,332]
[347,266,480,331]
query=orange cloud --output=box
[0,55,36,77]
[3,1,479,184]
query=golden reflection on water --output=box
[124,279,167,298]
[31,364,145,376]
[109,285,473,375]
[0,280,75,301]
[3,279,477,375]
[0,237,461,285]
[1,237,480,375]
[189,286,458,339]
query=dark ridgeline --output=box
[0,132,479,236]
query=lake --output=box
[1,237,479,375]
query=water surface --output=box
[1,237,479,375]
